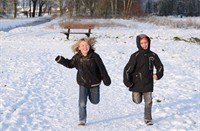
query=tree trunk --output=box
[123,0,126,17]
[111,0,117,18]
[115,0,117,17]
[14,0,17,18]
[123,0,133,18]
[75,0,81,16]
[38,0,46,16]
[89,0,95,17]
[32,0,37,17]
[38,6,42,16]
[29,0,32,17]
[68,1,74,18]
[59,0,63,16]
[111,0,114,17]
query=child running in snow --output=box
[55,37,111,126]
[123,34,164,125]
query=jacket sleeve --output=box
[94,54,111,86]
[123,54,137,87]
[55,55,76,68]
[154,54,164,80]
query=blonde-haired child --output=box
[55,37,111,126]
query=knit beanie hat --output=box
[139,37,149,43]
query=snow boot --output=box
[145,120,153,125]
[78,121,85,126]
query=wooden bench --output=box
[61,24,95,39]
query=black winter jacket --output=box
[56,50,111,87]
[123,34,164,92]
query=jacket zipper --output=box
[139,72,142,80]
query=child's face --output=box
[78,41,90,56]
[140,39,149,50]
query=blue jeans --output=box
[132,92,152,120]
[79,86,100,123]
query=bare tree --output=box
[123,0,133,18]
[38,0,47,16]
[145,0,152,14]
[0,0,4,15]
[29,0,32,17]
[188,0,200,16]
[59,0,64,16]
[67,0,74,17]
[95,0,110,18]
[57,0,68,16]
[132,0,144,16]
[111,0,118,18]
[74,0,81,16]
[14,0,17,18]
[81,0,97,17]
[31,0,37,17]
[42,0,54,15]
[1,0,18,18]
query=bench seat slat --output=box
[61,24,94,39]
[62,32,92,34]
[64,27,94,29]
[64,25,94,29]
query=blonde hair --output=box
[71,37,96,53]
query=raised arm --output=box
[55,55,76,68]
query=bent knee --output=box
[133,101,142,104]
[145,100,152,105]
[79,101,86,107]
[132,99,142,104]
[90,100,100,104]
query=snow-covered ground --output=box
[0,16,200,131]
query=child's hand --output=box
[103,76,111,86]
[153,74,157,80]
[55,56,63,62]
[55,56,60,61]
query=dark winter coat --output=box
[55,49,111,88]
[123,34,164,92]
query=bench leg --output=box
[66,34,69,39]
[85,33,90,37]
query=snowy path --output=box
[0,16,52,32]
[0,18,200,130]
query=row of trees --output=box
[0,0,17,17]
[0,0,143,18]
[0,0,199,18]
[145,0,200,16]
[0,0,50,17]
